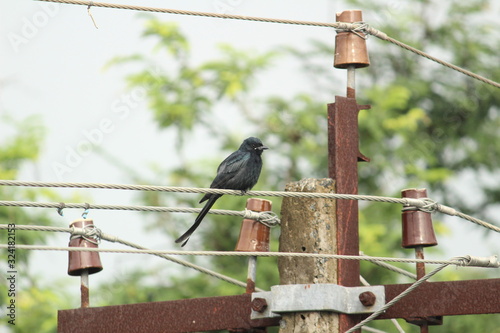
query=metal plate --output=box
[251,284,385,319]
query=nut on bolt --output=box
[359,291,376,307]
[251,298,268,313]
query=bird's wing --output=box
[210,151,249,188]
[217,151,248,173]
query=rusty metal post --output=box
[80,270,89,308]
[67,219,103,308]
[329,9,371,332]
[235,198,272,294]
[327,97,370,332]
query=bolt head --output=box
[359,291,376,307]
[251,298,268,313]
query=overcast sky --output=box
[1,0,498,306]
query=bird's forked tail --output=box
[175,195,221,246]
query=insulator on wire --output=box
[334,10,370,69]
[401,189,438,248]
[67,219,103,276]
[235,198,272,252]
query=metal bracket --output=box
[251,284,385,319]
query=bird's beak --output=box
[259,145,269,150]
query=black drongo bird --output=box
[175,137,268,246]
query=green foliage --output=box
[0,116,70,333]
[7,283,74,333]
[106,17,277,145]
[0,116,44,178]
[201,44,278,100]
[0,116,53,265]
[350,1,500,227]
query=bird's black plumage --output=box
[175,137,268,246]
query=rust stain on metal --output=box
[80,284,89,308]
[414,246,427,283]
[379,279,500,319]
[347,87,356,99]
[328,97,370,284]
[328,96,370,332]
[58,294,279,333]
[58,279,500,331]
[246,278,256,294]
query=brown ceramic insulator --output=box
[68,219,103,276]
[334,10,370,69]
[234,199,272,252]
[401,189,438,248]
